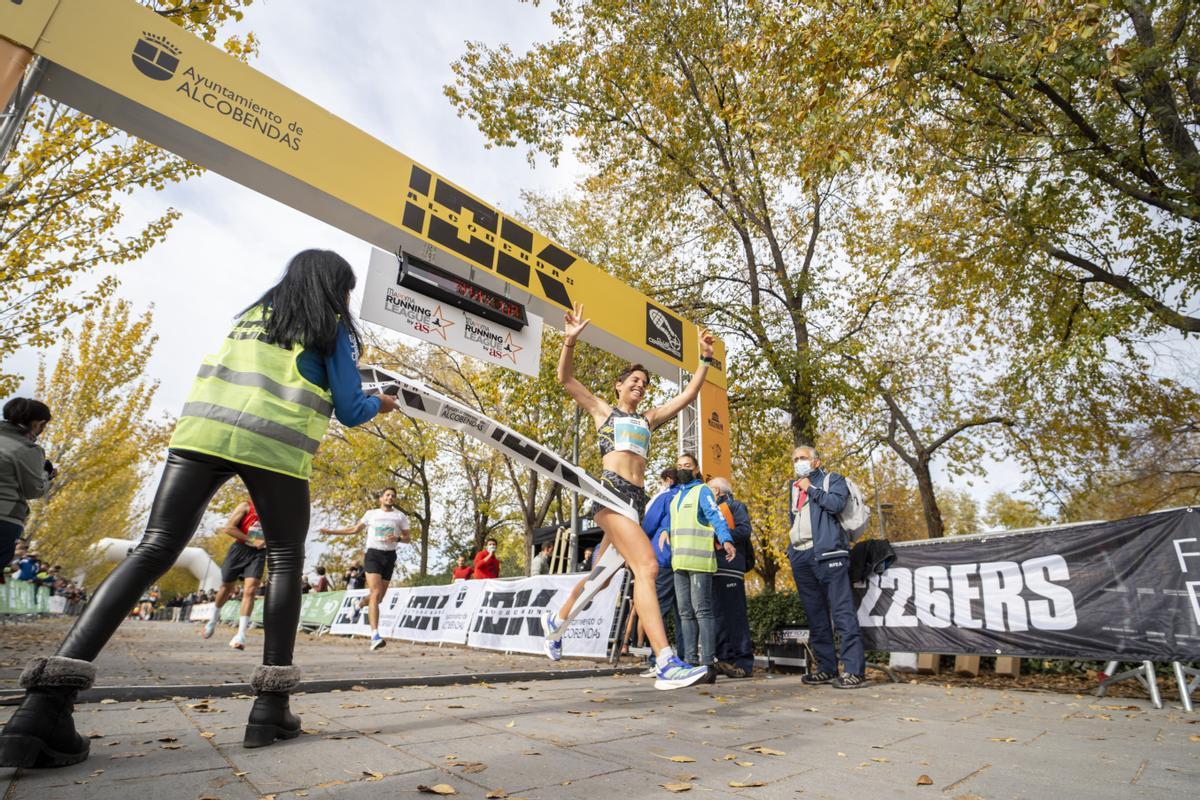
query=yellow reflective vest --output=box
[169,306,333,479]
[670,484,717,573]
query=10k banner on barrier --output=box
[857,507,1200,661]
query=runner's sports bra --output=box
[598,409,651,459]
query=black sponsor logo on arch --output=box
[707,410,724,431]
[645,303,684,360]
[401,166,575,309]
[132,32,181,81]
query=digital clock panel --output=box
[397,252,528,330]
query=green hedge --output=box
[746,590,806,652]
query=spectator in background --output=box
[640,467,682,673]
[0,398,54,582]
[531,541,553,575]
[344,564,366,590]
[16,549,40,584]
[451,555,472,581]
[312,566,330,592]
[473,538,501,580]
[709,477,754,678]
[786,445,865,689]
[576,546,594,573]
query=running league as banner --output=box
[360,247,544,377]
[857,508,1200,661]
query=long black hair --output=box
[243,249,363,357]
[3,397,51,427]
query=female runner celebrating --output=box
[543,302,722,689]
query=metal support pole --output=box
[0,54,45,171]
[1172,661,1199,712]
[568,406,581,571]
[1097,660,1163,709]
[870,450,887,540]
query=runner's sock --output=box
[371,628,379,637]
[656,646,675,668]
[238,615,250,636]
[209,604,221,625]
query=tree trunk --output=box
[914,458,945,539]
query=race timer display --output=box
[397,252,528,331]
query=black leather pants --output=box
[57,449,309,666]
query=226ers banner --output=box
[858,508,1200,661]
[469,571,627,658]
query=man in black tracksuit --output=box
[709,477,755,677]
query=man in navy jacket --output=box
[641,468,682,665]
[787,445,866,688]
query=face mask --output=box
[794,460,813,479]
[486,544,496,553]
[675,468,695,485]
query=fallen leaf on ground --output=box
[200,732,215,739]
[362,771,384,782]
[871,757,889,763]
[735,761,754,767]
[834,717,854,722]
[988,737,1017,743]
[1190,735,1200,742]
[916,774,933,786]
[340,703,369,709]
[314,781,345,789]
[351,685,367,692]
[902,717,921,722]
[160,743,183,750]
[110,752,146,760]
[744,745,786,756]
[157,736,178,743]
[448,761,487,773]
[729,780,766,788]
[661,783,692,793]
[233,771,247,777]
[100,699,118,705]
[654,755,696,763]
[837,752,846,758]
[325,734,357,740]
[486,791,507,799]
[86,731,103,739]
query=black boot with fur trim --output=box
[0,656,95,768]
[243,664,302,749]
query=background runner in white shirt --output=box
[319,487,410,649]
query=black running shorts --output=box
[363,548,398,581]
[221,541,265,583]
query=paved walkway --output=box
[1,620,1197,799]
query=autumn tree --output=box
[447,0,887,447]
[984,492,1051,531]
[23,299,171,572]
[0,0,256,393]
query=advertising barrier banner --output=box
[389,580,486,644]
[857,508,1200,661]
[468,571,627,658]
[329,589,372,637]
[299,591,346,628]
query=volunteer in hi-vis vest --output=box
[669,453,735,671]
[0,250,397,771]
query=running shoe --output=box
[229,633,246,651]
[832,673,868,689]
[801,670,835,685]
[202,618,218,639]
[370,633,387,651]
[654,657,709,690]
[639,664,658,678]
[541,610,562,662]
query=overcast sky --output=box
[7,2,1028,573]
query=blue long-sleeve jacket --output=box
[671,480,733,544]
[786,468,850,561]
[296,323,381,426]
[642,485,680,567]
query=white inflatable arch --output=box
[93,538,223,591]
